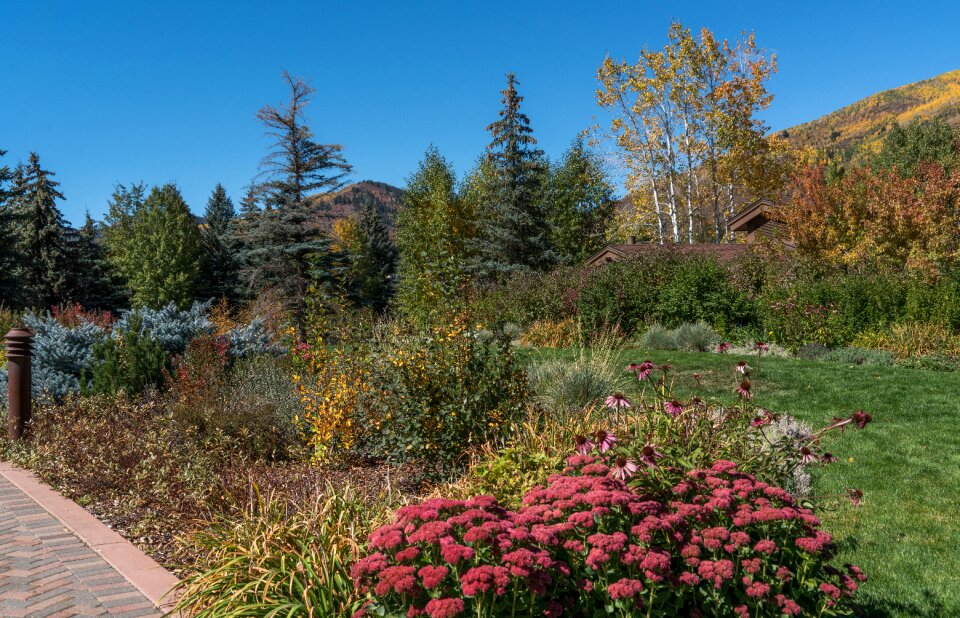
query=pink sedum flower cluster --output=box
[353,459,863,617]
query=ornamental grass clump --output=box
[354,458,864,617]
[176,485,391,618]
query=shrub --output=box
[354,459,864,617]
[51,302,115,329]
[640,323,677,350]
[761,289,850,350]
[852,321,960,358]
[819,347,895,367]
[21,312,109,401]
[295,316,528,471]
[674,321,721,352]
[166,337,304,460]
[83,316,169,397]
[517,318,578,348]
[655,256,757,334]
[115,301,213,355]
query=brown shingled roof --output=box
[586,243,752,266]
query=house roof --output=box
[728,197,778,232]
[585,242,752,266]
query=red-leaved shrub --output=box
[353,458,863,617]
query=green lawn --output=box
[527,347,960,618]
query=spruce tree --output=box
[546,139,617,263]
[0,149,21,306]
[246,72,352,327]
[352,202,397,312]
[70,212,120,309]
[198,183,241,302]
[471,73,553,279]
[12,153,71,309]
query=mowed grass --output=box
[526,347,960,618]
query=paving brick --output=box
[0,476,162,617]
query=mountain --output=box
[310,180,404,231]
[779,69,960,161]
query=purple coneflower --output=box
[664,400,683,417]
[630,360,655,380]
[736,360,751,374]
[605,392,631,410]
[754,341,769,353]
[821,452,838,464]
[851,410,873,429]
[736,380,752,399]
[574,435,594,455]
[717,342,731,353]
[800,446,819,465]
[638,443,664,468]
[847,489,863,507]
[593,430,617,453]
[611,456,639,480]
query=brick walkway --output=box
[0,475,163,617]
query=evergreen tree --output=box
[198,183,241,302]
[874,118,959,176]
[245,72,352,327]
[545,139,617,263]
[395,148,475,323]
[69,212,120,309]
[0,150,21,306]
[12,153,71,309]
[352,202,397,312]
[471,73,553,279]
[104,183,201,308]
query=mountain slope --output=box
[310,180,403,231]
[780,69,960,160]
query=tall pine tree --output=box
[13,153,71,309]
[471,73,553,279]
[0,149,21,306]
[245,72,352,327]
[198,183,241,302]
[69,212,120,309]
[352,202,397,312]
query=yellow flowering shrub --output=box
[292,316,527,471]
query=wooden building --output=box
[585,198,791,267]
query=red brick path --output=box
[0,474,163,617]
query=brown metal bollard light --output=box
[5,326,34,441]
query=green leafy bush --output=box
[82,316,168,396]
[296,316,528,473]
[655,256,757,334]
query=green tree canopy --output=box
[104,183,201,308]
[546,139,617,263]
[873,117,959,176]
[395,147,475,323]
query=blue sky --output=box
[2,1,959,225]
